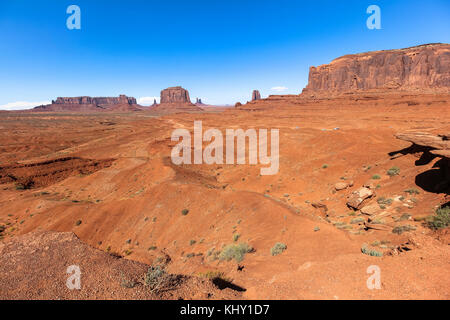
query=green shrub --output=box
[270,242,287,256]
[181,209,189,215]
[361,244,383,257]
[75,220,82,226]
[392,225,416,234]
[371,174,381,180]
[233,234,240,242]
[377,197,393,206]
[387,167,400,176]
[322,164,329,169]
[404,188,420,195]
[219,243,253,262]
[350,217,365,224]
[189,240,196,246]
[144,265,168,291]
[427,206,450,230]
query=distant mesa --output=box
[33,94,142,112]
[151,86,202,113]
[160,86,191,104]
[252,90,261,101]
[303,43,450,94]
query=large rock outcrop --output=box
[395,129,450,191]
[151,86,202,113]
[53,95,137,105]
[304,43,450,93]
[33,95,142,112]
[252,90,261,101]
[160,86,191,104]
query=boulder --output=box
[347,187,374,209]
[335,182,349,191]
[360,204,380,216]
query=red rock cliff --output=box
[304,43,450,93]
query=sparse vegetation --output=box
[350,217,365,224]
[387,166,400,177]
[361,244,383,257]
[427,206,450,230]
[270,242,287,256]
[404,188,420,195]
[371,174,381,180]
[219,243,253,262]
[322,164,329,169]
[233,233,240,242]
[392,225,416,235]
[189,240,196,246]
[377,197,393,206]
[75,220,82,226]
[181,209,189,216]
[144,265,169,292]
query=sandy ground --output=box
[0,91,449,299]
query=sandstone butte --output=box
[303,43,450,94]
[151,86,203,112]
[33,94,143,112]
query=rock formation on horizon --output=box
[53,95,137,105]
[34,95,142,112]
[195,98,205,105]
[160,86,191,104]
[252,90,261,101]
[151,86,202,113]
[303,43,450,93]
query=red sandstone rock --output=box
[304,43,450,93]
[252,90,261,101]
[160,86,191,104]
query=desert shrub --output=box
[404,188,420,195]
[322,164,328,169]
[270,242,287,256]
[377,197,393,206]
[189,240,196,246]
[148,245,157,251]
[181,209,189,215]
[350,217,365,224]
[371,174,381,180]
[361,244,383,257]
[233,234,240,242]
[392,225,416,235]
[387,166,400,176]
[427,206,450,230]
[144,265,169,292]
[219,243,253,262]
[75,220,82,226]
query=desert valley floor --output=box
[0,91,449,299]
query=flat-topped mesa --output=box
[160,86,191,104]
[304,43,450,93]
[53,95,137,105]
[252,90,261,101]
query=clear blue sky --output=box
[0,0,449,108]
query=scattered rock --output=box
[347,187,374,209]
[334,182,349,191]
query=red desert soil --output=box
[0,91,449,299]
